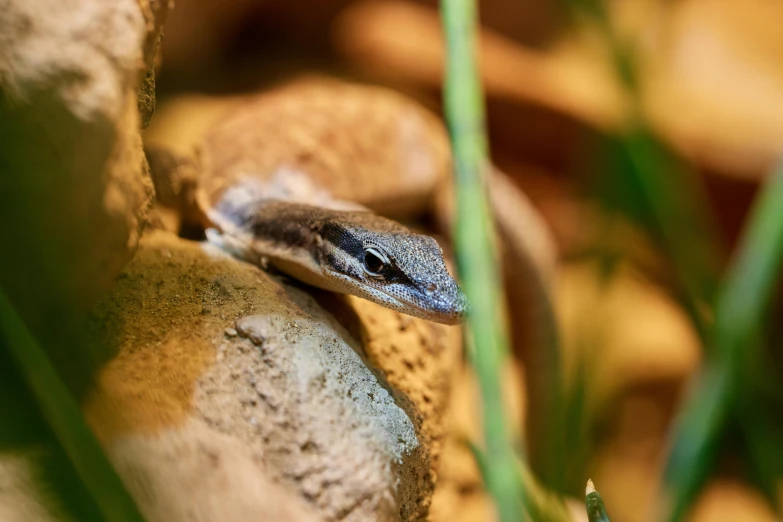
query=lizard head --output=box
[315,212,468,325]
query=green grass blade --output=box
[713,164,783,358]
[618,128,721,326]
[440,0,525,520]
[567,0,723,341]
[736,395,783,513]
[585,480,612,522]
[0,289,147,522]
[467,439,574,522]
[661,161,783,522]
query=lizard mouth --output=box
[325,270,466,325]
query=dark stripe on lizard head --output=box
[314,210,467,324]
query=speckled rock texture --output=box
[0,1,167,521]
[83,231,462,521]
[0,0,167,348]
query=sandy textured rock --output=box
[109,419,321,522]
[137,1,172,127]
[83,230,461,521]
[0,0,163,350]
[335,292,462,518]
[0,1,167,520]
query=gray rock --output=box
[83,231,459,521]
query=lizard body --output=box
[148,78,553,329]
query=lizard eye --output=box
[363,248,387,278]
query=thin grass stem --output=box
[440,0,525,520]
[0,289,147,522]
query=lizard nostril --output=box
[425,283,437,296]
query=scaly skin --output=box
[206,194,468,325]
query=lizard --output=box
[201,178,468,325]
[145,77,556,332]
